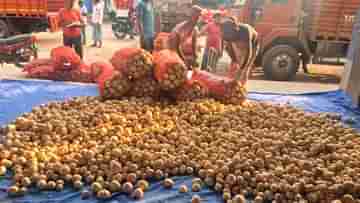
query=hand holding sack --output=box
[153,50,187,91]
[192,70,248,105]
[110,48,154,80]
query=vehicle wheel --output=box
[15,47,38,68]
[112,21,128,40]
[262,45,300,81]
[0,20,9,38]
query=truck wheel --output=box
[0,20,9,38]
[262,45,300,81]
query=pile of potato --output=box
[1,97,360,203]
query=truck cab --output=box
[235,0,359,81]
[237,0,308,81]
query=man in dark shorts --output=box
[221,16,259,86]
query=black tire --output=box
[0,19,9,38]
[112,21,128,40]
[262,45,300,81]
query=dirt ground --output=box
[0,23,342,94]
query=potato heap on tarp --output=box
[2,97,360,203]
[153,50,188,91]
[191,70,247,105]
[23,46,93,83]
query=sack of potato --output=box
[174,76,209,102]
[110,48,153,80]
[50,46,81,70]
[69,63,94,83]
[154,32,170,52]
[23,58,56,80]
[129,76,161,99]
[92,62,131,99]
[192,70,247,105]
[153,49,187,91]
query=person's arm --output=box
[192,28,198,63]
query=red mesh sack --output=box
[50,46,81,70]
[90,61,114,83]
[93,62,131,99]
[23,58,53,73]
[128,76,161,99]
[23,58,56,79]
[69,63,94,83]
[154,32,170,52]
[191,70,247,105]
[110,48,153,80]
[174,77,209,102]
[25,64,56,79]
[153,49,187,91]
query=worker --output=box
[169,5,203,69]
[58,0,85,59]
[79,0,88,45]
[127,0,138,39]
[91,0,105,48]
[137,0,155,51]
[221,16,259,86]
[199,12,223,71]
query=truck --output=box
[234,0,360,81]
[0,0,63,38]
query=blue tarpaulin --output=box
[0,79,360,203]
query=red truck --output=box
[232,0,360,81]
[0,0,63,38]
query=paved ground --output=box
[0,23,343,94]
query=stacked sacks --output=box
[23,46,93,83]
[98,48,160,99]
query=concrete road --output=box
[0,23,342,94]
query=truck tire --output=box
[0,19,9,38]
[262,45,300,81]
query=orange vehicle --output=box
[0,0,63,38]
[233,0,360,81]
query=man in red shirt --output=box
[58,0,85,59]
[200,12,223,71]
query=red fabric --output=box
[51,46,81,70]
[204,22,222,51]
[153,49,186,83]
[58,9,82,38]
